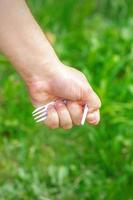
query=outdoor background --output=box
[0,0,133,199]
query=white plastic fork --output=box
[81,104,89,125]
[32,101,88,125]
[32,101,55,123]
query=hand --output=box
[0,0,101,129]
[26,62,101,129]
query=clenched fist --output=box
[27,62,101,129]
[0,0,101,129]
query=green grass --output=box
[0,0,133,199]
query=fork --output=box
[32,100,88,125]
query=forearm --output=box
[0,0,59,81]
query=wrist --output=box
[15,53,61,83]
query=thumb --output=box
[52,77,101,113]
[81,85,101,112]
[50,65,101,111]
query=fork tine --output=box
[32,107,47,117]
[32,105,46,114]
[32,101,55,115]
[34,112,47,120]
[32,100,69,124]
[36,116,47,123]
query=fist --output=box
[28,62,101,129]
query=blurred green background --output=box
[0,0,133,199]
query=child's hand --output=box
[27,62,101,129]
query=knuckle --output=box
[57,106,66,115]
[67,101,75,108]
[60,109,66,115]
[67,103,77,112]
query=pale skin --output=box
[0,0,101,129]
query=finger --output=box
[66,101,82,125]
[82,85,101,112]
[44,105,59,129]
[55,101,72,129]
[86,109,100,125]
